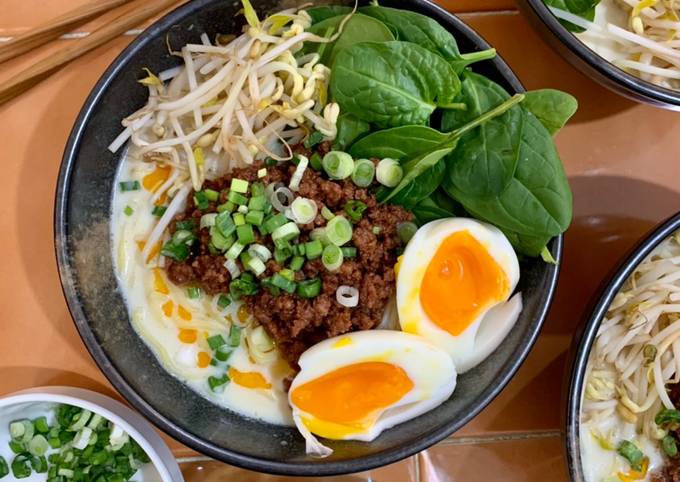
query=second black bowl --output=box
[55,0,562,475]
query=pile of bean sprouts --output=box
[583,231,680,443]
[111,2,349,262]
[551,0,680,89]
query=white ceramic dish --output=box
[0,386,184,482]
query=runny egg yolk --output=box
[290,362,413,436]
[420,230,509,336]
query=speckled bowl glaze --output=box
[564,212,680,482]
[55,0,563,475]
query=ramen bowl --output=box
[55,0,563,475]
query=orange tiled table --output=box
[2,1,680,481]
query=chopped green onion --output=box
[0,457,8,478]
[208,374,230,393]
[352,159,375,187]
[265,157,277,167]
[241,252,266,276]
[176,219,197,231]
[10,421,26,440]
[304,131,325,148]
[249,244,272,262]
[217,294,231,309]
[245,210,264,226]
[229,325,242,347]
[30,455,47,473]
[210,227,235,251]
[617,440,644,471]
[194,191,210,210]
[291,197,317,224]
[119,180,140,192]
[296,244,306,256]
[258,168,267,178]
[215,345,233,362]
[376,158,403,187]
[656,408,680,427]
[290,155,308,191]
[200,212,218,229]
[229,276,258,299]
[237,204,249,214]
[33,417,49,434]
[204,189,220,201]
[289,256,305,271]
[9,441,24,454]
[226,241,245,260]
[251,182,265,197]
[124,205,134,216]
[233,213,246,226]
[231,178,249,193]
[344,200,367,223]
[296,278,322,298]
[207,334,227,350]
[397,222,418,244]
[663,435,678,457]
[274,246,293,263]
[326,216,353,246]
[28,435,49,456]
[215,211,236,237]
[152,205,167,217]
[217,201,236,213]
[263,213,287,233]
[305,240,323,260]
[323,151,354,180]
[372,226,381,235]
[280,268,295,281]
[310,152,323,171]
[272,222,300,242]
[187,287,201,299]
[228,190,248,205]
[271,273,297,293]
[236,224,255,245]
[11,455,31,479]
[322,245,343,271]
[248,195,267,211]
[321,206,335,220]
[341,247,357,258]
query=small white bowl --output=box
[0,386,184,482]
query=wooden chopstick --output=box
[0,0,182,107]
[0,0,133,64]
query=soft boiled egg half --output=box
[288,330,456,456]
[397,218,522,373]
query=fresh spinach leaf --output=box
[377,151,449,207]
[411,189,460,225]
[544,0,598,32]
[359,6,496,73]
[331,41,461,128]
[305,5,352,24]
[442,72,524,199]
[349,125,448,160]
[523,89,578,135]
[443,110,573,255]
[301,14,394,66]
[333,114,371,150]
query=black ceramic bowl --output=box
[518,0,680,110]
[565,211,680,481]
[55,0,563,475]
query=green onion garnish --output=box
[274,246,293,263]
[245,210,264,226]
[229,325,242,347]
[207,334,226,350]
[233,213,246,226]
[187,287,201,299]
[321,206,335,221]
[215,211,236,238]
[217,201,236,213]
[376,158,403,187]
[194,191,210,210]
[0,457,8,478]
[656,408,680,427]
[341,247,357,258]
[352,159,376,188]
[226,241,245,260]
[217,294,231,309]
[326,216,353,246]
[344,200,367,223]
[152,205,167,217]
[397,222,418,244]
[264,157,277,167]
[296,278,322,298]
[11,455,31,479]
[228,190,248,205]
[175,219,196,231]
[310,152,323,171]
[208,374,230,393]
[263,213,287,233]
[617,440,644,471]
[231,178,249,193]
[210,228,235,252]
[118,180,140,192]
[33,417,49,434]
[290,198,317,224]
[271,273,297,293]
[289,256,305,271]
[229,276,258,299]
[124,205,134,216]
[258,168,267,178]
[322,244,343,271]
[272,222,300,243]
[305,240,323,260]
[204,189,220,201]
[304,130,324,148]
[241,252,266,276]
[372,226,381,235]
[322,151,354,180]
[248,195,267,211]
[663,435,678,457]
[236,224,255,245]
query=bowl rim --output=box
[520,0,680,109]
[54,0,564,475]
[0,386,183,482]
[564,211,680,482]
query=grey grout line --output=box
[439,430,562,446]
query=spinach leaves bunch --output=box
[543,0,600,32]
[304,5,576,257]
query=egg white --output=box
[397,218,522,373]
[289,330,457,456]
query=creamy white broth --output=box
[111,156,294,427]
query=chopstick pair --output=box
[0,0,182,107]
